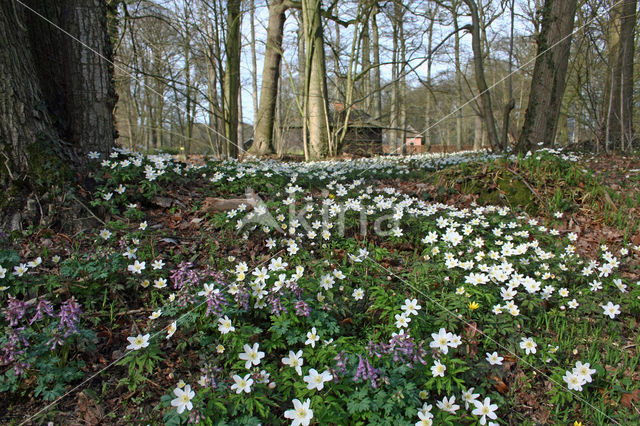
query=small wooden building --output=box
[279,103,384,157]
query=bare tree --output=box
[463,0,501,150]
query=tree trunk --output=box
[223,0,241,159]
[205,18,221,156]
[473,114,483,150]
[252,0,289,156]
[517,0,578,152]
[297,9,305,96]
[1,0,115,228]
[302,0,330,160]
[464,0,501,151]
[250,0,259,137]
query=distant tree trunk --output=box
[332,20,343,99]
[297,9,306,94]
[0,0,116,229]
[473,114,483,150]
[181,3,194,156]
[464,0,501,151]
[389,6,399,154]
[517,0,578,152]
[205,18,221,156]
[302,0,330,160]
[238,89,244,150]
[399,4,407,155]
[424,5,437,149]
[604,0,637,151]
[501,0,516,148]
[360,13,371,113]
[206,47,219,154]
[371,4,382,120]
[251,0,289,156]
[619,0,636,151]
[452,1,463,150]
[223,0,241,158]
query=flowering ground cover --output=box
[1,148,640,425]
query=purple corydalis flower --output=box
[1,328,28,365]
[334,351,348,376]
[268,295,286,316]
[29,299,55,325]
[234,286,250,311]
[170,261,195,290]
[294,300,310,317]
[205,291,228,317]
[367,334,428,368]
[353,354,380,389]
[5,296,27,327]
[286,280,303,298]
[59,297,82,336]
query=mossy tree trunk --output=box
[0,0,116,230]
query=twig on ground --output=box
[70,194,107,226]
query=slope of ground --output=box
[1,148,639,425]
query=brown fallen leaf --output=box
[491,375,508,394]
[76,391,105,426]
[620,389,640,409]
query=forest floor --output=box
[1,148,640,425]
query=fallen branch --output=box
[202,193,259,213]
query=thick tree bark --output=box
[223,0,241,158]
[251,0,289,156]
[464,0,501,151]
[517,0,578,152]
[21,0,116,163]
[1,0,115,228]
[0,2,51,180]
